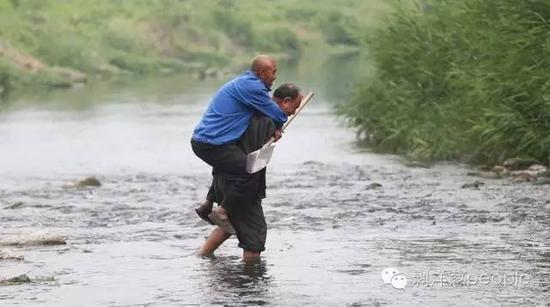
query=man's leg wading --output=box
[197,115,275,260]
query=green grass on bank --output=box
[340,0,550,165]
[0,0,394,94]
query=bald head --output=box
[250,55,277,89]
[251,55,275,73]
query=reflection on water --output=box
[1,54,549,306]
[204,257,272,306]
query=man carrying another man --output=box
[191,55,303,261]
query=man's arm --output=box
[240,87,287,127]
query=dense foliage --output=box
[340,0,550,164]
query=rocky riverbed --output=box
[1,72,549,306]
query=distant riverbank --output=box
[0,0,393,95]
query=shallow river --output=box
[1,56,549,306]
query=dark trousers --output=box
[191,115,276,203]
[191,141,248,202]
[191,115,276,252]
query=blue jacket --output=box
[192,71,287,145]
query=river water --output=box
[0,55,549,306]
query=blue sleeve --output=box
[241,86,288,127]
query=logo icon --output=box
[381,267,407,289]
[381,267,399,284]
[391,274,407,289]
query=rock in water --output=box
[461,181,485,189]
[0,249,24,260]
[0,274,31,284]
[4,201,24,209]
[492,165,506,174]
[503,158,540,170]
[512,172,537,183]
[75,177,101,188]
[492,165,511,177]
[366,183,383,190]
[527,164,547,176]
[0,232,66,246]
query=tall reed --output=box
[341,0,550,164]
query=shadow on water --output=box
[203,256,272,306]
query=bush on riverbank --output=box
[341,0,550,165]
